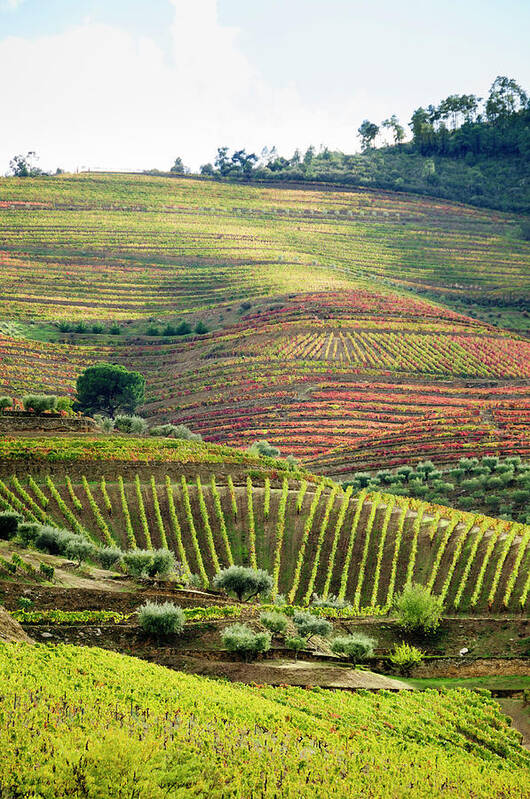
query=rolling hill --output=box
[0,172,528,471]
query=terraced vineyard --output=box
[1,439,528,612]
[1,644,528,798]
[0,173,528,466]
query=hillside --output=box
[0,173,528,471]
[1,436,528,613]
[0,643,527,798]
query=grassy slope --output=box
[0,642,528,798]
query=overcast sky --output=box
[1,0,529,173]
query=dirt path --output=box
[497,699,530,750]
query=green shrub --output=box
[416,460,436,476]
[311,593,352,611]
[17,522,42,546]
[17,597,33,610]
[138,601,185,638]
[394,583,444,636]
[97,546,123,570]
[213,566,273,602]
[330,633,375,662]
[114,414,148,435]
[292,611,332,642]
[260,611,288,635]
[482,456,499,469]
[513,489,530,505]
[388,641,424,674]
[91,323,105,334]
[458,496,476,510]
[175,321,192,335]
[0,396,13,412]
[0,512,21,540]
[285,454,298,470]
[22,394,57,413]
[285,635,307,659]
[55,397,73,413]
[486,476,503,490]
[221,623,271,661]
[194,321,208,335]
[146,325,160,336]
[123,549,155,578]
[39,562,55,581]
[108,324,121,335]
[149,424,178,437]
[24,525,88,558]
[247,439,280,458]
[150,548,176,577]
[65,538,97,565]
[122,548,175,578]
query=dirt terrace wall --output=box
[410,658,530,679]
[0,458,305,487]
[0,416,97,433]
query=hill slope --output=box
[0,173,528,469]
[1,437,528,612]
[0,643,528,798]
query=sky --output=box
[1,0,529,173]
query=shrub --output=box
[55,397,73,413]
[0,396,12,412]
[285,635,306,659]
[0,512,21,540]
[65,538,97,565]
[330,633,375,663]
[138,601,185,638]
[97,546,123,570]
[39,562,55,581]
[91,323,104,334]
[31,525,75,555]
[17,522,42,546]
[149,424,178,437]
[311,593,352,611]
[123,549,155,578]
[486,476,503,490]
[513,489,530,505]
[194,321,208,335]
[213,566,273,602]
[458,496,476,509]
[150,548,176,577]
[171,424,202,442]
[416,460,436,476]
[22,394,57,413]
[388,642,424,674]
[114,414,148,435]
[394,583,444,636]
[17,597,33,610]
[175,321,192,335]
[122,548,175,578]
[482,456,499,469]
[146,325,160,336]
[292,611,332,642]
[260,611,288,635]
[221,623,271,661]
[285,454,298,470]
[247,439,280,458]
[108,324,121,335]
